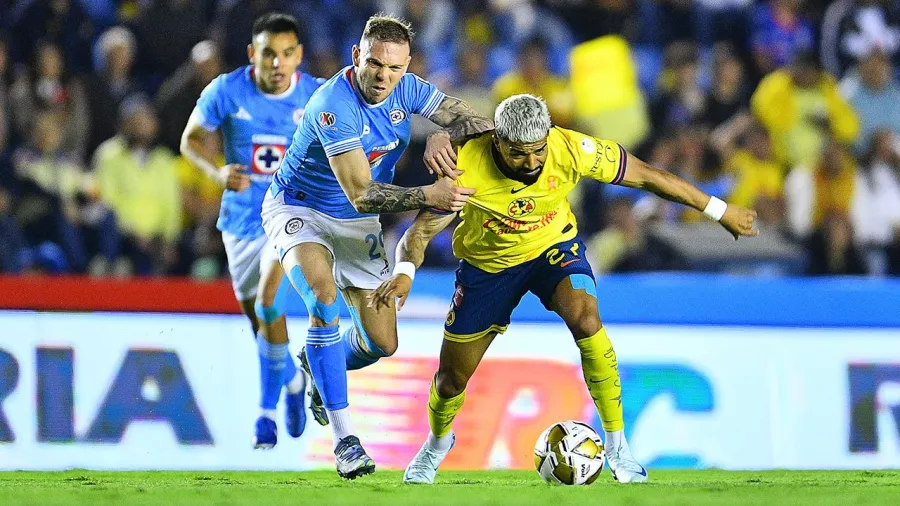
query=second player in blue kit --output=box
[180,13,324,449]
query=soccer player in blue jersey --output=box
[261,14,493,478]
[179,13,325,449]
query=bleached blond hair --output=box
[494,94,551,144]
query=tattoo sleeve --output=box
[397,210,457,267]
[356,181,427,214]
[428,95,494,144]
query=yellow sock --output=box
[427,378,466,437]
[576,327,624,432]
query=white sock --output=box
[285,369,306,394]
[605,429,625,452]
[261,409,277,421]
[427,431,454,452]
[329,407,354,448]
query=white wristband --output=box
[392,261,416,281]
[703,196,727,222]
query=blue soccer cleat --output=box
[253,416,277,449]
[334,435,376,480]
[298,348,329,426]
[284,387,307,438]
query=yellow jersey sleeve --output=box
[561,128,628,184]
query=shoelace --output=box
[337,443,367,463]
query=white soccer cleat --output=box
[403,432,455,484]
[606,442,648,483]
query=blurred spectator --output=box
[703,43,751,129]
[436,43,494,118]
[492,37,575,127]
[784,137,857,240]
[750,0,815,77]
[132,0,207,85]
[713,115,786,228]
[9,41,90,162]
[85,26,142,157]
[650,41,707,134]
[850,130,900,274]
[11,0,96,73]
[751,51,859,169]
[634,0,701,48]
[821,0,900,78]
[93,97,181,275]
[805,213,868,275]
[156,40,223,152]
[587,196,688,273]
[10,111,104,272]
[0,186,28,272]
[174,128,224,277]
[486,0,575,77]
[841,49,900,157]
[306,46,343,80]
[552,0,639,43]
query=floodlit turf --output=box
[0,470,898,505]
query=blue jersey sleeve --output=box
[194,75,228,131]
[309,90,363,157]
[400,73,445,118]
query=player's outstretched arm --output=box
[368,209,457,311]
[619,153,759,240]
[423,95,494,177]
[180,111,249,191]
[330,148,475,214]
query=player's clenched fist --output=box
[425,173,475,212]
[367,273,413,312]
[719,204,759,240]
[217,163,251,191]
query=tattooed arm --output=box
[329,148,473,214]
[422,96,495,178]
[428,95,494,145]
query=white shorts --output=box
[221,232,279,301]
[261,190,389,290]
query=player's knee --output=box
[435,367,468,398]
[366,330,398,357]
[567,307,602,340]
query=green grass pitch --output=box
[1,470,898,505]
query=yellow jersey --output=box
[452,127,626,273]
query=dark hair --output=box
[362,14,414,45]
[252,12,301,41]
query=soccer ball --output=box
[533,420,605,485]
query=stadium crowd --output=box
[1,0,899,277]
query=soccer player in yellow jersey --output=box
[368,94,759,484]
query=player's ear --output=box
[351,45,360,67]
[296,43,304,65]
[247,44,254,64]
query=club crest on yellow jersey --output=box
[507,197,536,218]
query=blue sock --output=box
[283,350,298,386]
[257,333,287,411]
[342,326,380,371]
[305,326,347,410]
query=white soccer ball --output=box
[534,420,605,485]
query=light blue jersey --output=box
[272,67,445,219]
[194,66,324,239]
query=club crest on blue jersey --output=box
[389,108,407,125]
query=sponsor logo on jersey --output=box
[548,176,559,190]
[368,139,401,168]
[252,144,286,174]
[318,111,336,127]
[507,197,536,218]
[284,218,303,235]
[580,138,596,154]
[389,108,407,125]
